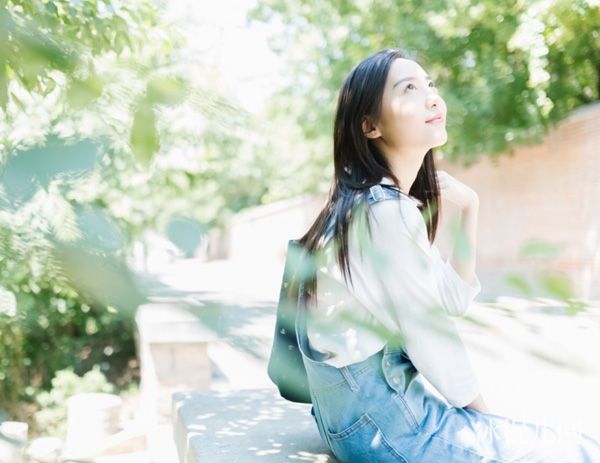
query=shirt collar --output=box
[379,176,423,207]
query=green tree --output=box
[250,0,599,169]
[0,0,255,424]
[0,0,303,425]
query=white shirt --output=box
[306,176,482,408]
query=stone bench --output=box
[136,302,220,461]
[172,388,338,462]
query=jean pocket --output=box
[326,413,409,463]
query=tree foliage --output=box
[0,0,257,423]
[250,0,599,166]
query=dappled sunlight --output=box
[461,297,600,376]
[288,451,333,462]
[174,389,337,461]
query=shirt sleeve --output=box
[366,199,481,408]
[429,233,482,317]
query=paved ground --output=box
[456,299,600,439]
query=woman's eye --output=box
[405,81,436,92]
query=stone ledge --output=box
[135,303,220,344]
[172,388,337,462]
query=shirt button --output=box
[392,376,401,385]
[384,360,391,368]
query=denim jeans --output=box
[297,300,600,461]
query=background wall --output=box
[439,102,600,300]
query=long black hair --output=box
[298,48,441,307]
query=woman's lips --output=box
[425,114,444,123]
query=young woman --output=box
[295,48,600,462]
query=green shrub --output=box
[34,366,114,439]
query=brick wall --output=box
[438,102,600,300]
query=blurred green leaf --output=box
[147,77,187,106]
[0,136,102,205]
[66,76,104,108]
[9,90,26,112]
[448,215,471,260]
[0,67,7,112]
[519,240,563,259]
[538,272,573,300]
[130,104,160,167]
[166,216,204,257]
[504,272,533,296]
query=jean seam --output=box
[340,366,359,392]
[328,413,409,463]
[393,392,422,434]
[312,394,335,451]
[309,363,375,393]
[429,432,508,463]
[327,413,371,440]
[365,415,409,463]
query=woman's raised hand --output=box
[436,170,479,210]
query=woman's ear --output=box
[361,117,381,139]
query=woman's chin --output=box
[431,132,448,148]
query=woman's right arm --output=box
[437,171,490,412]
[366,199,485,409]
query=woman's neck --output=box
[386,149,426,195]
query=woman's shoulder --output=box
[366,191,426,244]
[367,188,421,221]
[369,177,423,206]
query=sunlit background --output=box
[0,0,599,462]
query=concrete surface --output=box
[173,388,336,463]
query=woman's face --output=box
[367,58,447,152]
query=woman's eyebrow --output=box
[393,75,433,88]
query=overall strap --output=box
[323,184,403,242]
[365,184,403,205]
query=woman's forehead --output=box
[388,58,428,80]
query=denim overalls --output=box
[296,183,600,462]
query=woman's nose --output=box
[427,93,443,109]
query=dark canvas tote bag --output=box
[267,239,314,403]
